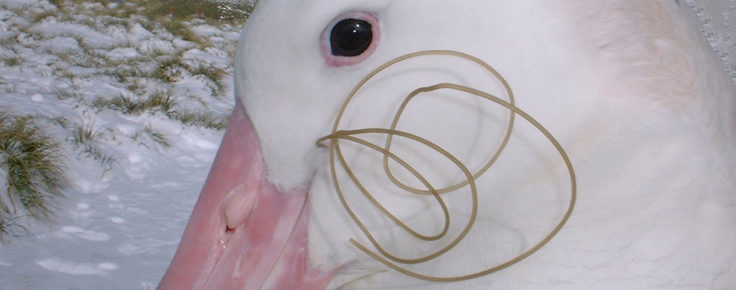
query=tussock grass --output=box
[143,0,255,23]
[50,116,71,129]
[40,0,240,128]
[52,50,92,68]
[144,126,171,148]
[2,57,20,67]
[54,87,83,101]
[135,125,172,148]
[0,0,247,242]
[68,122,115,169]
[47,0,67,8]
[0,215,29,243]
[190,64,227,95]
[29,9,57,23]
[163,21,208,47]
[148,90,177,114]
[96,14,128,27]
[153,56,187,82]
[49,0,254,24]
[90,90,226,129]
[0,111,67,241]
[0,33,19,47]
[93,91,177,115]
[107,65,145,83]
[153,58,228,97]
[169,109,228,130]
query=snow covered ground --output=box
[0,0,734,289]
[687,0,736,83]
[0,0,239,288]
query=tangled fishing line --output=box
[316,50,577,282]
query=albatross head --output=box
[160,0,736,289]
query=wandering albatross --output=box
[159,0,736,289]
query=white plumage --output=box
[163,1,736,289]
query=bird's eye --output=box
[330,19,372,57]
[321,12,380,67]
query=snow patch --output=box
[127,22,155,43]
[116,243,140,256]
[60,226,111,242]
[138,38,176,55]
[38,36,81,54]
[74,179,110,194]
[181,129,219,150]
[31,93,43,102]
[30,20,121,49]
[127,152,143,164]
[37,257,111,276]
[124,166,145,181]
[96,262,118,271]
[125,207,148,216]
[108,203,125,211]
[106,47,140,63]
[110,216,125,224]
[189,24,222,37]
[0,0,234,288]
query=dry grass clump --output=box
[169,109,228,130]
[0,111,67,242]
[143,0,255,23]
[67,122,116,170]
[50,0,255,24]
[93,92,177,115]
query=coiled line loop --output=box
[316,50,577,282]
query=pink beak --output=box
[158,101,335,289]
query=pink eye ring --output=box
[320,11,380,67]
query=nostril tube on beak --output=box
[223,185,258,230]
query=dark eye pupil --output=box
[330,18,373,57]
